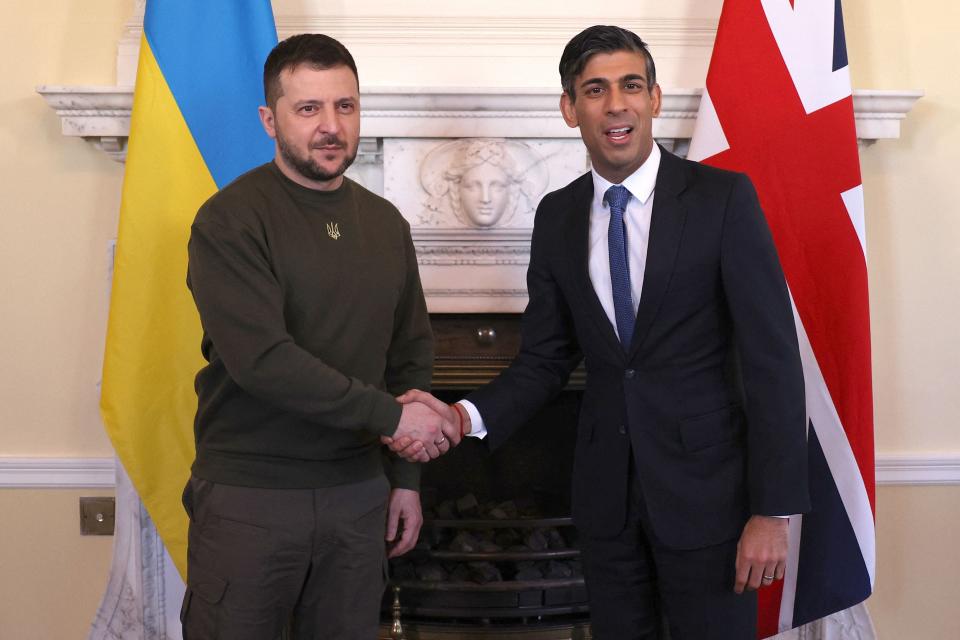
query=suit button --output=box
[624,369,636,379]
[618,425,627,435]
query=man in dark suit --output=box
[389,25,810,639]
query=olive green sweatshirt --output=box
[186,162,432,490]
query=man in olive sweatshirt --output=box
[181,34,450,640]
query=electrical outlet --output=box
[80,497,115,535]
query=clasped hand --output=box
[382,389,463,462]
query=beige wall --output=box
[0,1,127,457]
[846,0,960,454]
[0,3,128,638]
[0,489,115,639]
[872,485,960,639]
[847,2,960,636]
[0,0,956,638]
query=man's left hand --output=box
[734,515,788,594]
[386,488,423,558]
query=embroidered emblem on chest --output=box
[326,222,341,240]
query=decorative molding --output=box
[875,455,960,486]
[36,86,131,161]
[0,457,114,488]
[853,90,926,143]
[2,454,957,488]
[415,244,531,266]
[115,13,719,48]
[425,288,529,297]
[36,86,922,163]
[274,16,721,47]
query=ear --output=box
[258,105,277,139]
[650,83,663,118]
[559,92,579,129]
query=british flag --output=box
[688,0,875,636]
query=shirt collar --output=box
[591,143,662,209]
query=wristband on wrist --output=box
[451,402,469,438]
[449,402,461,436]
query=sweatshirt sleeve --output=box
[382,221,434,491]
[187,216,402,437]
[384,221,434,397]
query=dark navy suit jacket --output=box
[468,146,810,550]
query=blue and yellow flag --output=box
[100,1,277,578]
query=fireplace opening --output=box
[381,315,591,638]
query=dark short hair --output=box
[263,33,358,109]
[559,25,657,101]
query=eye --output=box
[299,104,318,114]
[585,86,604,97]
[624,81,643,92]
[337,101,356,113]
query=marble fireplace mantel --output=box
[38,85,921,161]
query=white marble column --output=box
[88,460,184,640]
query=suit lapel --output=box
[564,174,624,360]
[628,148,689,360]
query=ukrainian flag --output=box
[100,1,277,578]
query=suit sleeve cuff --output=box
[458,400,488,439]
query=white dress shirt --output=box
[461,145,662,439]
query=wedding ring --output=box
[436,436,446,445]
[762,574,775,581]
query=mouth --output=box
[605,126,634,143]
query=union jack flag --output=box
[688,1,875,636]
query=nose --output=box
[479,183,492,203]
[315,103,342,135]
[606,86,627,114]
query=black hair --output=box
[559,25,656,100]
[263,33,358,109]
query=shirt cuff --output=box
[457,400,487,440]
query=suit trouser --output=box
[580,459,757,640]
[180,473,390,640]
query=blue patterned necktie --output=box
[605,185,635,352]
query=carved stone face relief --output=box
[455,161,512,227]
[420,139,549,228]
[381,136,588,312]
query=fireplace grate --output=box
[388,509,588,621]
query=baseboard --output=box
[0,454,957,488]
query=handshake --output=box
[381,390,471,463]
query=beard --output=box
[276,125,358,183]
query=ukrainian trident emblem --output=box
[326,222,341,240]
